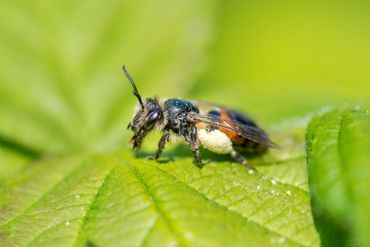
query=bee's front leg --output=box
[189,125,202,167]
[155,128,170,160]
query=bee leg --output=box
[190,125,202,167]
[230,150,256,173]
[192,149,202,167]
[155,128,170,160]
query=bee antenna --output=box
[122,65,144,109]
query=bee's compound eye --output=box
[150,112,159,120]
[147,111,161,124]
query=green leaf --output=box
[0,148,319,247]
[306,109,370,247]
[0,147,32,183]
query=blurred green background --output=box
[0,0,370,177]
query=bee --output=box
[123,66,278,171]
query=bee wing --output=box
[191,113,279,149]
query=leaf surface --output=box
[1,148,319,246]
[306,109,370,246]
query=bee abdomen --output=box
[235,138,267,154]
[212,109,263,153]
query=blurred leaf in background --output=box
[307,109,370,247]
[0,0,369,246]
[0,0,215,179]
[195,1,370,122]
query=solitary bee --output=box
[124,66,278,171]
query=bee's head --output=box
[123,66,163,149]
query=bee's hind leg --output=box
[230,150,256,173]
